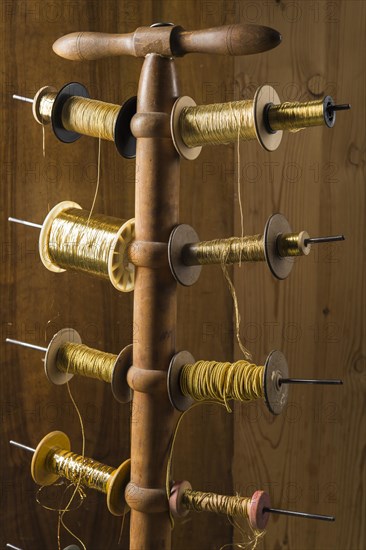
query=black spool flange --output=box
[51,82,89,143]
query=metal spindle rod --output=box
[8,217,42,229]
[304,235,345,246]
[9,440,36,454]
[6,544,23,550]
[326,103,351,113]
[264,507,335,522]
[280,378,343,385]
[6,338,47,353]
[12,94,33,103]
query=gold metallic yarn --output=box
[39,92,57,123]
[57,342,117,383]
[183,489,250,519]
[48,208,123,279]
[190,235,265,265]
[268,99,325,132]
[61,96,120,141]
[180,360,264,409]
[180,100,256,148]
[50,449,114,494]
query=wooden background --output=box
[0,1,364,549]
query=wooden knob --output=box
[53,24,281,61]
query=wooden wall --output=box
[0,1,364,549]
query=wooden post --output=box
[125,54,180,550]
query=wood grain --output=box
[232,2,365,550]
[0,1,364,549]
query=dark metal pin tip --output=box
[264,507,335,522]
[280,378,343,385]
[327,103,351,112]
[304,235,345,246]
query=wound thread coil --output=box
[180,359,264,408]
[267,99,326,132]
[180,99,257,147]
[51,450,114,494]
[182,489,250,518]
[48,207,123,280]
[61,96,121,141]
[39,201,135,292]
[56,342,117,383]
[185,235,265,265]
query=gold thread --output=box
[50,450,114,494]
[47,208,123,279]
[267,99,324,132]
[180,100,256,148]
[192,235,265,265]
[180,360,264,411]
[61,96,120,141]
[56,342,116,383]
[39,92,56,123]
[183,489,250,518]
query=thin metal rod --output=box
[6,338,47,353]
[9,440,36,453]
[264,507,335,522]
[8,217,42,229]
[6,544,23,550]
[13,94,33,103]
[326,103,351,112]
[304,235,345,246]
[280,378,343,385]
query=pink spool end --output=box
[248,490,270,530]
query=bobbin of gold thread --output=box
[31,82,137,158]
[171,86,349,159]
[43,328,133,403]
[169,481,270,531]
[169,213,344,285]
[30,431,130,515]
[167,349,289,415]
[168,214,304,285]
[171,85,282,159]
[38,200,135,292]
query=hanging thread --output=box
[61,97,120,141]
[47,208,122,279]
[51,450,115,494]
[56,342,116,383]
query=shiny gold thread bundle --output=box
[180,99,256,147]
[183,489,250,518]
[191,234,265,265]
[50,450,114,494]
[39,92,57,123]
[267,99,325,132]
[57,342,117,383]
[48,208,122,279]
[61,97,120,141]
[180,360,264,408]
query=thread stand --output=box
[10,432,130,516]
[14,83,137,158]
[6,330,132,403]
[168,213,345,285]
